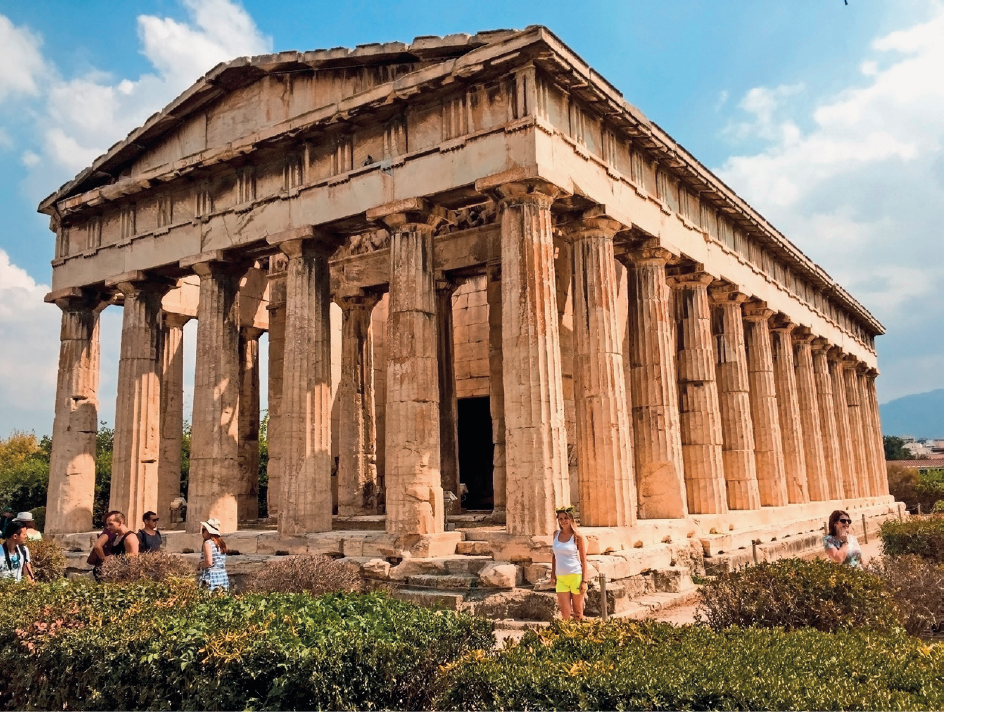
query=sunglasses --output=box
[838,518,852,525]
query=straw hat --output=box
[200,518,221,535]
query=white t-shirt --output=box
[1,544,30,582]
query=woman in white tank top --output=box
[551,506,589,621]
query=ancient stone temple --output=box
[41,27,896,595]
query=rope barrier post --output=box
[917,503,922,516]
[598,573,608,620]
[751,539,758,565]
[861,514,868,545]
[898,505,903,522]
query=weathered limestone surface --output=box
[770,320,809,504]
[792,330,829,502]
[741,303,788,507]
[866,372,889,495]
[487,181,569,535]
[856,367,881,498]
[710,288,760,510]
[842,357,870,497]
[265,254,288,515]
[486,261,507,517]
[109,277,171,530]
[829,351,860,499]
[436,276,461,512]
[237,327,262,522]
[336,294,380,516]
[620,244,687,520]
[159,313,189,527]
[569,216,637,527]
[371,200,444,537]
[187,260,249,533]
[812,339,844,500]
[669,271,728,515]
[275,238,334,535]
[46,295,103,535]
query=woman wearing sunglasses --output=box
[824,510,865,568]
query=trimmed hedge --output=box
[880,517,945,563]
[436,620,944,711]
[0,579,494,710]
[697,558,898,633]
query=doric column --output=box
[265,253,288,516]
[187,259,249,533]
[481,180,569,535]
[710,286,760,510]
[109,275,172,530]
[866,369,889,495]
[842,356,870,497]
[435,274,461,513]
[741,302,788,506]
[856,365,882,497]
[811,338,844,500]
[46,292,104,534]
[237,326,262,522]
[792,329,830,502]
[567,213,637,527]
[668,269,729,515]
[336,292,381,517]
[159,313,190,528]
[829,349,860,499]
[770,317,809,504]
[486,260,507,518]
[368,199,445,537]
[618,241,687,520]
[269,236,334,535]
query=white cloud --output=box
[20,150,40,167]
[0,14,46,101]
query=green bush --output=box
[879,518,944,563]
[697,558,898,633]
[887,464,944,513]
[25,538,65,582]
[435,620,944,711]
[0,579,494,711]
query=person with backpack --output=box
[1,522,36,583]
[137,511,162,553]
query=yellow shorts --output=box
[555,573,584,594]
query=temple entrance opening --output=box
[457,396,494,510]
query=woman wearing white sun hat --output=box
[14,512,42,541]
[197,518,229,591]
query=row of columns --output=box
[44,179,887,539]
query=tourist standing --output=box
[1,522,36,583]
[14,512,42,541]
[107,511,140,557]
[550,506,588,621]
[137,511,163,553]
[197,519,229,591]
[0,507,15,539]
[88,512,116,581]
[824,509,865,568]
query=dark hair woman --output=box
[197,518,229,591]
[824,509,865,568]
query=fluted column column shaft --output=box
[110,279,170,530]
[843,359,870,497]
[621,247,687,519]
[811,340,844,500]
[237,327,262,522]
[337,294,380,516]
[711,291,760,510]
[742,306,788,506]
[159,313,189,527]
[856,368,881,497]
[771,323,809,504]
[866,373,889,495]
[497,185,569,535]
[46,297,102,534]
[487,261,507,516]
[829,354,860,499]
[265,255,288,515]
[669,272,728,514]
[793,334,830,501]
[570,219,637,527]
[276,241,333,535]
[188,262,248,532]
[436,277,461,513]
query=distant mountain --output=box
[879,389,944,439]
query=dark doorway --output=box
[457,396,494,510]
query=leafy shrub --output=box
[932,500,944,513]
[30,506,45,532]
[244,554,362,595]
[25,538,65,582]
[879,518,944,563]
[868,555,944,637]
[98,551,196,583]
[887,464,944,513]
[697,558,898,633]
[435,619,944,711]
[0,432,50,515]
[0,579,494,711]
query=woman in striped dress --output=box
[197,518,229,591]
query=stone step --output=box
[612,590,701,620]
[393,587,465,610]
[461,528,501,542]
[455,540,493,556]
[407,573,478,590]
[443,557,492,575]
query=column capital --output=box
[474,174,562,208]
[271,237,335,261]
[108,271,175,297]
[811,337,832,353]
[742,299,774,322]
[367,197,451,233]
[826,345,845,363]
[769,313,796,333]
[840,354,861,370]
[334,290,381,312]
[241,325,264,340]
[667,266,715,289]
[790,326,817,345]
[46,286,111,313]
[163,312,192,329]
[559,206,629,242]
[709,282,748,305]
[617,237,674,267]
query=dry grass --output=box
[244,555,363,596]
[25,539,66,583]
[867,554,944,637]
[98,551,196,583]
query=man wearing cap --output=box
[14,512,42,541]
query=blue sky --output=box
[0,0,944,438]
